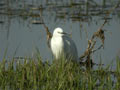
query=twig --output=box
[92,44,103,53]
[39,6,52,48]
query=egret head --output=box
[53,27,66,37]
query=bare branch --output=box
[39,6,52,48]
[79,3,120,67]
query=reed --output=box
[0,56,120,89]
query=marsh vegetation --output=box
[0,56,120,89]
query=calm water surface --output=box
[0,0,120,69]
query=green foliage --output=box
[0,57,120,90]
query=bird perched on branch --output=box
[50,27,78,61]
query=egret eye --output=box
[58,31,64,34]
[58,31,62,34]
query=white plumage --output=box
[50,27,78,61]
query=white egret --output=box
[50,27,78,61]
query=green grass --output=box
[0,56,120,90]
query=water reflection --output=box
[0,0,120,68]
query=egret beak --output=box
[62,32,72,37]
[58,31,72,37]
[62,32,67,35]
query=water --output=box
[0,0,120,69]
